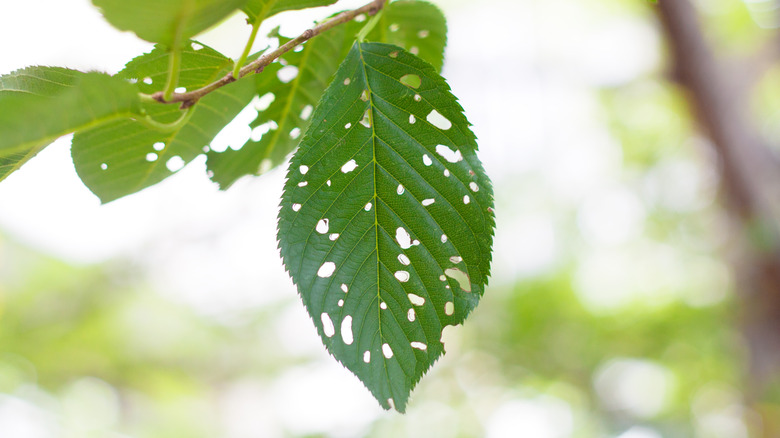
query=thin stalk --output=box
[162,46,182,102]
[134,106,195,133]
[233,19,263,79]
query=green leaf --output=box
[206,25,351,188]
[0,67,141,182]
[71,42,256,203]
[243,0,339,23]
[91,0,247,46]
[278,42,495,411]
[368,0,448,72]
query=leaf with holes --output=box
[278,42,494,411]
[243,0,338,23]
[368,0,448,72]
[0,67,141,182]
[207,25,352,188]
[71,41,256,203]
[92,0,247,46]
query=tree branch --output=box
[150,0,387,109]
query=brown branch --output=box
[151,0,386,109]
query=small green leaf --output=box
[278,42,495,411]
[92,0,247,46]
[369,0,448,72]
[207,25,351,188]
[71,42,256,203]
[243,0,339,23]
[0,67,141,181]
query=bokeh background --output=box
[2,0,780,436]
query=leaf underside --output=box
[243,0,339,23]
[0,67,140,182]
[207,0,448,188]
[71,42,256,203]
[278,42,495,412]
[92,0,247,46]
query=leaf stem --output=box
[134,106,195,133]
[357,8,383,41]
[148,0,387,108]
[162,46,182,102]
[233,19,263,79]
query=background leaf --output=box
[278,42,495,411]
[91,0,247,46]
[0,67,140,182]
[71,42,256,203]
[243,0,339,23]
[207,26,351,188]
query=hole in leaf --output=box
[396,227,412,249]
[389,51,399,58]
[360,90,369,102]
[450,256,463,264]
[445,302,454,316]
[143,77,153,85]
[251,122,274,141]
[191,42,203,50]
[146,153,158,162]
[317,262,336,278]
[409,114,416,124]
[364,202,372,211]
[407,308,416,322]
[329,233,340,241]
[166,156,185,172]
[445,267,472,292]
[277,65,299,83]
[427,111,452,130]
[435,145,463,163]
[289,127,301,139]
[326,180,332,186]
[300,105,313,120]
[363,351,371,363]
[439,275,446,281]
[259,159,272,173]
[389,23,400,32]
[408,293,425,306]
[338,299,344,307]
[411,341,427,350]
[100,163,108,170]
[153,142,165,151]
[174,86,186,93]
[341,159,357,173]
[292,203,302,212]
[469,182,480,192]
[341,283,349,293]
[464,195,471,204]
[343,78,351,85]
[444,169,451,177]
[299,165,309,174]
[410,46,420,55]
[412,239,420,246]
[441,234,448,243]
[298,181,308,187]
[321,313,335,337]
[423,154,433,166]
[345,122,352,129]
[255,92,275,111]
[418,30,430,38]
[341,315,353,345]
[316,218,329,234]
[400,74,421,89]
[394,271,410,282]
[414,94,422,102]
[382,343,394,358]
[360,110,371,127]
[355,13,367,22]
[203,146,210,153]
[422,198,435,206]
[398,254,411,265]
[397,184,405,195]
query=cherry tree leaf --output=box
[243,0,338,23]
[207,25,351,188]
[0,67,141,182]
[71,42,256,203]
[278,42,495,411]
[91,0,247,46]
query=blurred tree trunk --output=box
[656,0,780,435]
